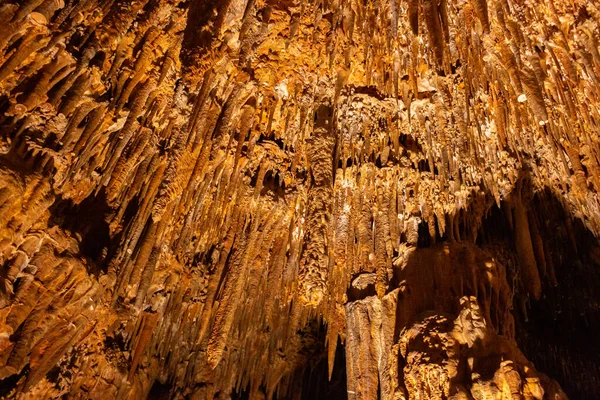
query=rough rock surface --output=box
[0,0,599,398]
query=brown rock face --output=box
[0,0,599,398]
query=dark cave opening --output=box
[300,337,347,400]
[515,192,600,399]
[229,340,347,400]
[477,189,600,399]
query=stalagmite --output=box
[345,297,382,400]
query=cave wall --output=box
[0,0,599,398]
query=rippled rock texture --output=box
[0,0,599,398]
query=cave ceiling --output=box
[0,0,600,399]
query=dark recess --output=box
[49,189,112,273]
[478,189,600,399]
[300,336,347,400]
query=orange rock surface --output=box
[0,0,599,398]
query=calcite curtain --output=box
[0,0,599,398]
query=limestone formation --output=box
[0,0,599,398]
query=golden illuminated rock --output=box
[0,0,599,398]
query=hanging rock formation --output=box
[0,0,599,398]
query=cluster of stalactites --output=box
[0,0,597,398]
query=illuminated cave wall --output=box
[1,0,600,398]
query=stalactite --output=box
[0,0,598,398]
[512,189,542,300]
[298,104,335,306]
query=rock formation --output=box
[0,0,599,398]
